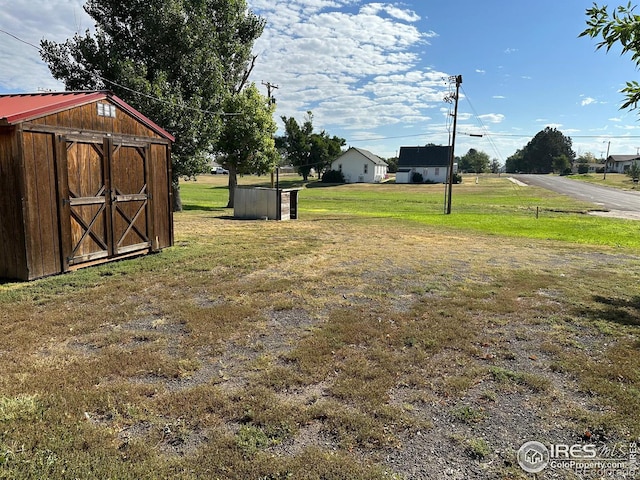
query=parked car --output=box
[211,166,229,175]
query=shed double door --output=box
[63,137,152,267]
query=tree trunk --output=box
[226,166,238,208]
[172,181,183,212]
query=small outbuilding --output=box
[331,147,388,183]
[234,186,301,220]
[0,91,175,280]
[395,145,455,183]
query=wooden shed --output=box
[0,91,175,280]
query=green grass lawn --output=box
[181,173,640,248]
[568,172,640,191]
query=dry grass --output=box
[0,177,639,479]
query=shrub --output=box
[411,172,424,183]
[452,173,462,184]
[321,169,345,183]
[577,164,589,174]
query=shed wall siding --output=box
[0,128,28,279]
[30,101,162,140]
[22,131,62,279]
[150,143,173,249]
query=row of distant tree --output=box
[384,128,575,175]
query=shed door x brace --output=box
[60,136,152,268]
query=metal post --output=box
[603,140,610,180]
[276,166,280,220]
[446,75,462,215]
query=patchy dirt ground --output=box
[122,219,640,478]
[2,213,639,479]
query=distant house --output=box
[395,145,456,183]
[606,155,640,174]
[331,147,388,183]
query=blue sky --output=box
[2,0,640,162]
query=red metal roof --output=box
[0,91,175,141]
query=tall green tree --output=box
[276,112,345,181]
[216,84,278,208]
[552,154,572,174]
[506,128,575,173]
[40,0,265,210]
[309,131,346,178]
[577,152,599,164]
[277,113,313,181]
[581,3,640,110]
[459,148,490,173]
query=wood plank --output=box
[22,123,170,146]
[55,135,72,272]
[21,131,44,278]
[117,242,150,255]
[115,194,148,202]
[67,248,150,271]
[69,196,109,206]
[35,132,61,275]
[68,250,109,265]
[0,128,28,279]
[150,143,172,249]
[104,137,115,257]
[145,144,156,251]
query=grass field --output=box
[569,172,640,191]
[0,174,639,479]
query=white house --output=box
[395,145,455,183]
[606,155,640,174]
[331,147,388,183]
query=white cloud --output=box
[493,95,506,99]
[504,48,518,54]
[0,0,92,92]
[476,69,486,74]
[581,97,596,106]
[479,113,505,124]
[360,3,421,22]
[248,0,449,143]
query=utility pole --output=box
[445,75,462,214]
[262,81,279,188]
[262,81,278,105]
[603,140,610,180]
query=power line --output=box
[0,28,242,117]
[0,29,41,50]
[461,85,505,164]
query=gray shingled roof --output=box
[398,145,450,167]
[609,155,640,162]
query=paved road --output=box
[513,175,640,217]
